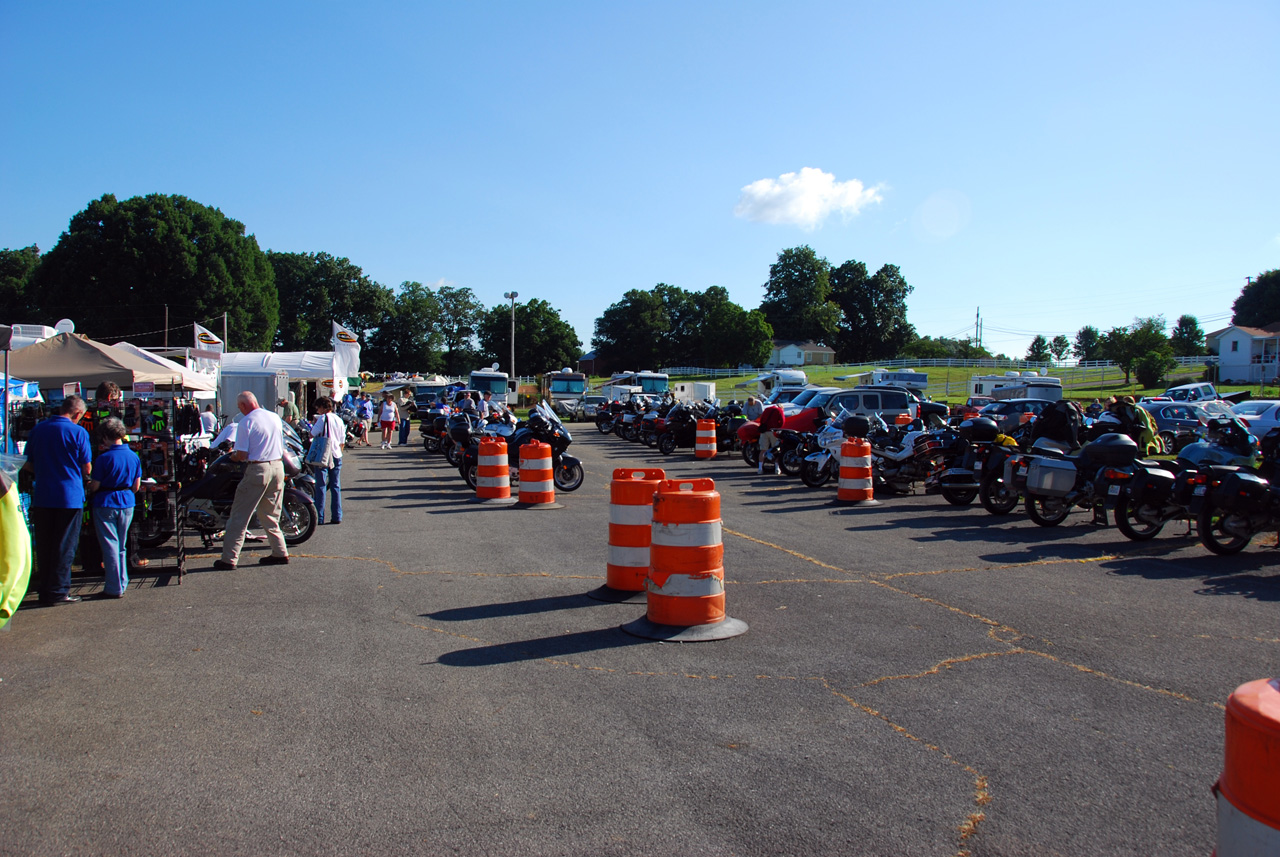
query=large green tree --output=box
[591,288,670,373]
[477,297,582,376]
[31,193,278,349]
[1101,316,1171,384]
[1026,335,1052,363]
[0,245,40,322]
[268,251,394,350]
[685,285,772,368]
[1231,270,1280,327]
[1169,314,1206,357]
[758,246,840,345]
[1073,325,1102,361]
[830,260,915,361]
[1049,335,1071,362]
[365,281,444,373]
[435,284,484,375]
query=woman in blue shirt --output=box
[88,418,142,598]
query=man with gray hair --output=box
[214,391,289,570]
[22,395,93,603]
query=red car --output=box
[951,396,993,419]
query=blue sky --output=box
[2,1,1277,360]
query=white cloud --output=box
[734,167,884,229]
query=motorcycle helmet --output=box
[527,412,549,433]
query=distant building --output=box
[1210,323,1280,383]
[767,340,835,368]
[578,350,601,376]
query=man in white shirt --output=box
[215,391,289,570]
[199,405,218,435]
[478,391,494,419]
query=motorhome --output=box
[971,371,1063,402]
[835,368,929,395]
[605,370,670,397]
[470,364,513,405]
[544,369,589,407]
[738,369,807,400]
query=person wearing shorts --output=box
[377,392,399,450]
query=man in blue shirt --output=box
[22,395,93,604]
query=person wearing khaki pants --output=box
[215,392,289,570]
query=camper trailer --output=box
[738,369,807,400]
[834,368,929,395]
[971,371,1063,402]
[470,364,513,405]
[670,381,717,404]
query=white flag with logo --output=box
[331,322,361,402]
[192,323,223,376]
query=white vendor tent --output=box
[220,351,336,381]
[112,342,217,392]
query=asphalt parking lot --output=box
[2,426,1277,856]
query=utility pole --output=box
[164,305,168,349]
[223,311,228,350]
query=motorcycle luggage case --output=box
[843,415,872,438]
[1213,471,1272,513]
[1127,469,1175,505]
[1026,457,1077,497]
[957,417,998,443]
[1084,432,1140,467]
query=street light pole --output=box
[503,291,518,401]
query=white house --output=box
[767,340,835,368]
[1210,323,1280,383]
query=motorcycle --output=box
[1112,417,1259,541]
[1014,433,1144,527]
[799,411,855,488]
[459,402,584,492]
[868,414,953,495]
[923,417,1000,506]
[1194,425,1280,554]
[978,422,1035,515]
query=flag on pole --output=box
[192,323,224,376]
[331,322,361,402]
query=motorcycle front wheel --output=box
[623,423,640,442]
[658,433,677,456]
[1197,504,1252,555]
[979,477,1019,515]
[1114,496,1165,541]
[941,487,978,506]
[462,463,478,491]
[640,431,655,448]
[800,459,831,488]
[597,418,612,434]
[554,461,584,492]
[280,492,318,545]
[780,448,803,477]
[423,435,440,453]
[1025,495,1070,527]
[742,441,759,468]
[445,442,463,467]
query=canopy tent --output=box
[6,333,184,390]
[220,351,336,381]
[1,376,42,402]
[112,342,217,392]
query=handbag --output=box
[305,415,335,468]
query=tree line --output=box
[0,193,580,375]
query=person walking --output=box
[214,392,289,570]
[22,395,93,604]
[356,393,374,446]
[757,401,785,475]
[377,391,399,449]
[87,418,142,598]
[397,390,415,446]
[308,396,343,525]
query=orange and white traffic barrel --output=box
[894,413,912,426]
[695,420,717,459]
[590,468,664,603]
[475,437,514,504]
[622,478,747,641]
[516,440,559,508]
[836,438,879,506]
[1214,677,1280,855]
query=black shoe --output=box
[95,591,125,600]
[331,520,342,526]
[39,594,81,604]
[213,559,237,571]
[259,555,290,566]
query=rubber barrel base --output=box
[621,615,748,642]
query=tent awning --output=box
[7,333,184,389]
[220,351,336,381]
[112,342,217,391]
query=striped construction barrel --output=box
[518,440,555,505]
[1215,677,1280,855]
[837,438,875,503]
[624,478,745,640]
[695,420,717,459]
[475,436,510,500]
[605,468,665,593]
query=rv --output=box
[544,369,589,407]
[738,369,807,400]
[605,370,670,397]
[470,364,513,406]
[834,368,929,395]
[971,371,1063,402]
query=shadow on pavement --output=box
[435,626,647,667]
[425,593,600,621]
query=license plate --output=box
[1107,484,1121,495]
[1194,486,1206,496]
[974,461,983,470]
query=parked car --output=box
[951,396,994,419]
[977,398,1055,432]
[1138,401,1211,450]
[579,395,608,420]
[1230,399,1280,434]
